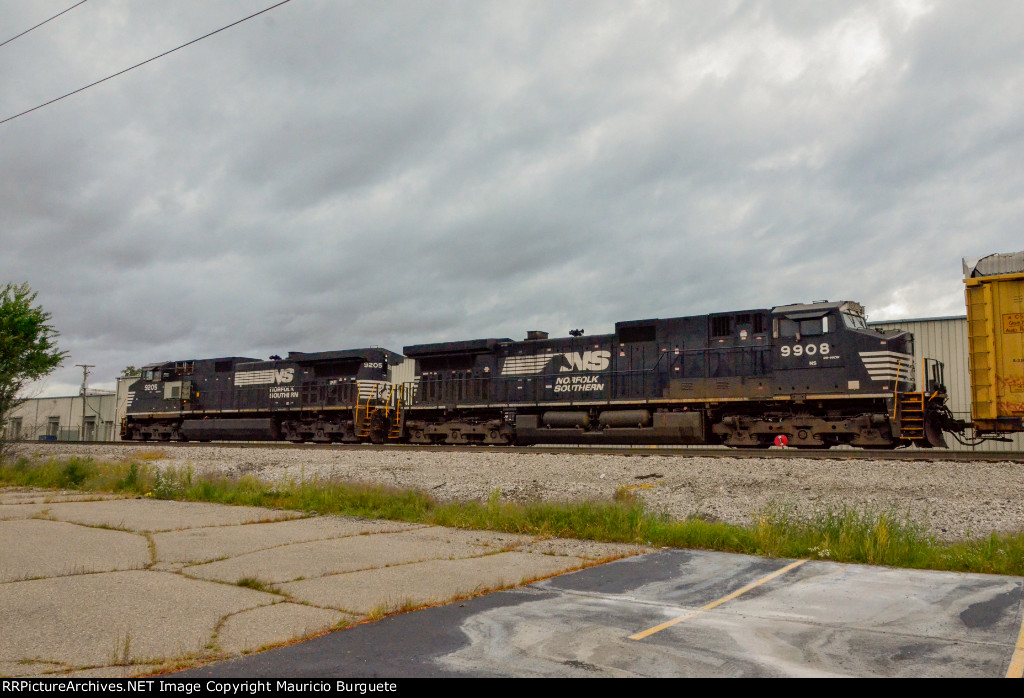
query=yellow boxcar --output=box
[964,252,1024,433]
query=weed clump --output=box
[236,577,276,593]
[59,457,94,488]
[116,462,145,492]
[750,502,935,567]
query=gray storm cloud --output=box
[1,0,1021,395]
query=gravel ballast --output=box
[21,443,1024,542]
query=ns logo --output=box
[234,367,296,387]
[272,368,295,384]
[561,350,611,372]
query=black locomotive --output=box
[123,299,954,448]
[123,348,404,443]
[400,300,949,448]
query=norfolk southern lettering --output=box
[553,375,604,393]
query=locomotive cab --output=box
[709,301,921,448]
[766,300,952,447]
[771,301,915,394]
[128,360,199,415]
[122,357,261,441]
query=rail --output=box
[29,439,1023,461]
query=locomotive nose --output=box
[886,331,916,389]
[887,332,913,356]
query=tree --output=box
[121,365,141,378]
[0,283,67,459]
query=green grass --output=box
[235,577,279,594]
[2,454,1024,576]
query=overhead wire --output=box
[0,0,293,127]
[0,0,90,50]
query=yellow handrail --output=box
[892,359,903,418]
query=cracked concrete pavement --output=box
[0,487,645,677]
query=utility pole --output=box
[76,364,94,441]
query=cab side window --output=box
[775,316,829,338]
[800,318,825,336]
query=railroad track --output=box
[26,440,1023,462]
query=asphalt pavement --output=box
[180,549,1024,678]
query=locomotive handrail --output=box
[892,359,903,419]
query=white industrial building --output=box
[3,378,134,443]
[4,391,117,442]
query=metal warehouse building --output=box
[870,315,1024,452]
[4,391,119,442]
[3,378,134,443]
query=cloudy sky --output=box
[2,0,1022,396]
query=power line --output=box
[0,0,90,50]
[0,0,293,127]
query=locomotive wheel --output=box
[366,414,389,444]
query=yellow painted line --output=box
[1007,610,1024,679]
[629,559,808,641]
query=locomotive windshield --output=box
[842,313,868,329]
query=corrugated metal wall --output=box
[5,393,119,442]
[869,316,1024,452]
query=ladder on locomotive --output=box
[896,392,925,441]
[354,396,369,438]
[387,384,409,439]
[354,384,407,440]
[894,358,945,442]
[892,358,922,441]
[354,392,376,439]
